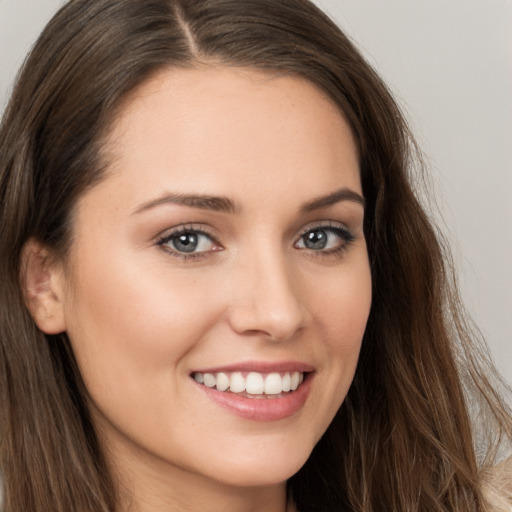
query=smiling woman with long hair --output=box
[0,1,511,511]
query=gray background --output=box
[1,0,511,382]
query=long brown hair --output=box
[0,0,510,511]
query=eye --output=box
[157,227,220,257]
[295,225,354,253]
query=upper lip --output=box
[191,360,315,374]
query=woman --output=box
[0,0,510,511]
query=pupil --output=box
[305,230,327,250]
[173,233,198,253]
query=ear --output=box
[21,239,67,334]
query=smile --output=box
[192,371,305,397]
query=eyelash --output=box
[156,222,356,261]
[156,224,220,261]
[295,223,355,256]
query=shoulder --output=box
[480,456,512,512]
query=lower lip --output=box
[194,374,313,422]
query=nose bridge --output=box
[228,242,306,340]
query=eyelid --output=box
[296,220,353,239]
[155,223,223,259]
[153,220,356,261]
[155,222,217,240]
[294,221,356,253]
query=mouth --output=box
[190,363,314,421]
[191,370,306,398]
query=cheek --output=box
[306,257,371,411]
[312,258,372,348]
[63,252,223,402]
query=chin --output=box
[202,441,313,488]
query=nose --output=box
[227,249,309,342]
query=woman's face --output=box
[57,67,371,493]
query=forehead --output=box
[113,65,345,134]
[93,66,360,213]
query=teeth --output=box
[290,372,300,391]
[192,370,305,396]
[282,372,291,392]
[203,373,216,388]
[216,372,230,392]
[264,373,282,394]
[230,372,245,393]
[246,372,264,394]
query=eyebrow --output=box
[133,192,239,215]
[132,186,365,216]
[299,187,365,213]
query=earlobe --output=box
[21,239,67,334]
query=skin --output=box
[27,67,372,512]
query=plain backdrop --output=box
[1,0,511,382]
